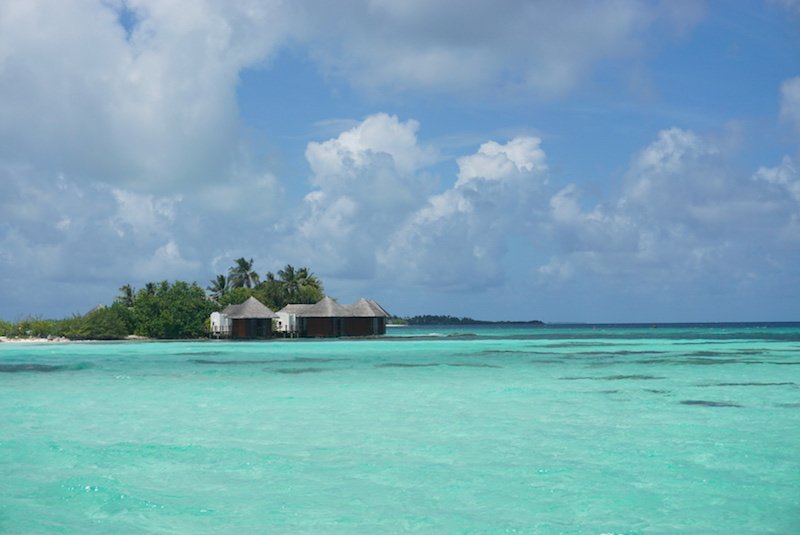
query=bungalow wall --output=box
[231,318,272,339]
[345,317,387,336]
[304,317,343,338]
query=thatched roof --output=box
[298,296,350,317]
[222,296,277,319]
[346,298,390,318]
[277,303,312,315]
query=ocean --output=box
[1,324,798,533]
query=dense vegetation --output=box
[209,260,324,311]
[0,259,324,341]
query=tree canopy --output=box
[211,261,324,311]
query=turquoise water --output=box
[1,324,798,533]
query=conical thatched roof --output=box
[222,296,277,319]
[277,303,313,315]
[346,298,390,317]
[296,296,349,317]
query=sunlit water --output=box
[1,324,798,533]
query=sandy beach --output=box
[0,336,69,344]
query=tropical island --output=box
[0,258,542,342]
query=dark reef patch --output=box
[644,389,671,394]
[0,363,69,373]
[182,351,226,357]
[375,363,440,368]
[446,363,502,368]
[269,357,344,364]
[272,367,328,374]
[698,382,796,387]
[560,374,663,381]
[190,359,265,365]
[680,400,742,408]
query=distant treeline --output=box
[396,315,543,326]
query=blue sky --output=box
[1,0,799,322]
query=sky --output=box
[1,0,799,323]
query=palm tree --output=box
[116,284,135,308]
[207,275,229,301]
[228,258,260,289]
[278,264,323,304]
[278,264,299,301]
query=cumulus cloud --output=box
[286,114,435,277]
[539,127,799,290]
[0,0,289,192]
[379,137,550,288]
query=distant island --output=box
[391,315,543,326]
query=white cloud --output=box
[133,240,200,280]
[288,114,435,277]
[539,128,799,289]
[298,0,701,97]
[110,188,181,239]
[0,0,289,192]
[379,136,549,288]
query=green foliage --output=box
[213,260,325,312]
[218,287,255,307]
[207,274,229,301]
[133,280,215,339]
[0,319,14,336]
[116,284,136,308]
[253,265,324,311]
[60,305,130,340]
[9,316,61,338]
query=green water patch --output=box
[680,400,742,407]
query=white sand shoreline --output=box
[0,336,70,344]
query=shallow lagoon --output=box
[1,324,799,533]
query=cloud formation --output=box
[299,0,702,97]
[539,127,800,294]
[380,137,549,288]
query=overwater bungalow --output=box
[276,296,390,338]
[211,296,277,339]
[213,296,390,339]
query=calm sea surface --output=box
[1,324,798,533]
